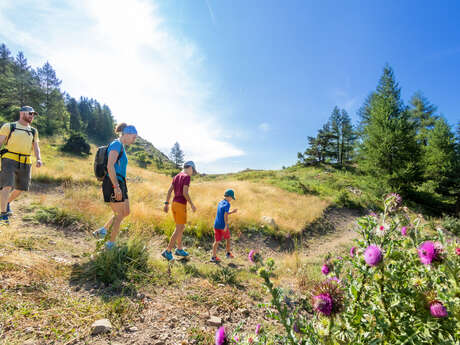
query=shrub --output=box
[61,132,90,156]
[33,205,91,231]
[442,215,460,236]
[226,194,460,344]
[77,238,152,290]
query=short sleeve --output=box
[0,123,11,137]
[33,128,39,142]
[184,175,191,186]
[108,140,122,154]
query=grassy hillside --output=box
[33,138,329,239]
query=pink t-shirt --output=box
[172,172,191,204]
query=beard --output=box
[24,116,33,124]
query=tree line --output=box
[298,65,460,214]
[0,43,115,144]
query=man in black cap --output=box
[0,106,42,224]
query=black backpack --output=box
[94,142,124,181]
[0,123,36,157]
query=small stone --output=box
[91,318,112,335]
[154,341,165,345]
[206,316,222,326]
[24,326,34,334]
[126,326,138,332]
[240,308,250,316]
[48,240,57,245]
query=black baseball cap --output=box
[20,106,38,115]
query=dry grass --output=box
[33,139,329,237]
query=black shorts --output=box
[102,176,128,203]
[0,158,32,191]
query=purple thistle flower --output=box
[328,276,341,284]
[364,245,382,266]
[370,211,377,217]
[215,327,227,345]
[418,241,436,265]
[248,250,256,263]
[456,247,460,256]
[233,335,240,342]
[430,301,448,318]
[350,246,357,258]
[401,226,407,236]
[336,256,343,260]
[255,324,261,335]
[321,264,330,275]
[293,321,301,333]
[312,293,333,316]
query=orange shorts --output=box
[214,228,230,242]
[172,201,187,225]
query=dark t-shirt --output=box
[172,172,191,204]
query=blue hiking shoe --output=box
[161,250,174,261]
[6,203,12,216]
[92,227,107,239]
[105,241,115,250]
[0,213,9,226]
[174,249,189,257]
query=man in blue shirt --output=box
[211,189,238,262]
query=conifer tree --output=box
[360,65,420,193]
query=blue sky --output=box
[1,1,459,173]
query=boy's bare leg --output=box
[226,238,231,253]
[212,240,219,258]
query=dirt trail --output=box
[0,189,362,345]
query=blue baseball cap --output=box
[224,189,236,200]
[183,161,197,175]
[123,125,138,135]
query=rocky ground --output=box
[0,188,361,345]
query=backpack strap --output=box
[5,123,16,146]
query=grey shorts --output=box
[0,158,32,191]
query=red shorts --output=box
[214,228,230,242]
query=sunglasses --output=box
[27,112,36,116]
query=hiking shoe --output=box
[226,252,234,259]
[6,203,12,216]
[105,241,115,250]
[92,227,107,239]
[174,248,189,257]
[162,250,174,261]
[211,256,221,263]
[0,213,9,226]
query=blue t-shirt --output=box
[214,199,230,230]
[107,139,128,179]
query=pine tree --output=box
[66,96,82,132]
[409,92,438,146]
[329,106,342,163]
[360,65,420,193]
[424,118,459,215]
[340,109,355,164]
[170,142,185,168]
[0,44,16,121]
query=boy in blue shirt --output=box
[211,189,238,262]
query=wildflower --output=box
[370,211,377,217]
[336,256,343,260]
[215,327,227,345]
[364,245,382,266]
[293,321,301,333]
[401,226,407,236]
[233,335,240,342]
[248,250,256,262]
[255,324,261,335]
[385,193,402,212]
[350,246,357,257]
[429,301,448,318]
[456,247,460,256]
[313,293,333,316]
[310,281,343,316]
[321,264,330,275]
[328,276,341,284]
[418,241,444,265]
[248,338,253,344]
